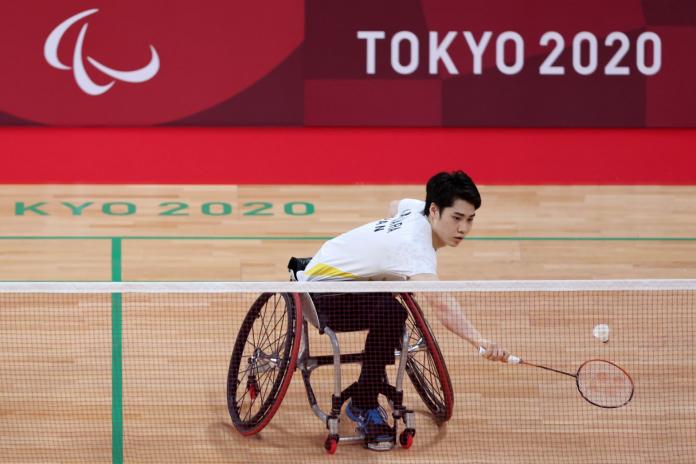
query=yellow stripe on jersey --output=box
[304,263,359,280]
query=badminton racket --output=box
[479,347,634,408]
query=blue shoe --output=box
[345,401,395,451]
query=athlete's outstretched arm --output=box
[409,273,508,362]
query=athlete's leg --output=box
[312,292,406,449]
[310,292,407,408]
[358,293,407,408]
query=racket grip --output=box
[478,346,521,364]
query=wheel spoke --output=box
[257,296,287,354]
[257,296,275,351]
[259,310,288,354]
[259,331,289,359]
[409,355,444,404]
[256,367,278,408]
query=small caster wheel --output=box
[399,429,415,449]
[324,435,338,454]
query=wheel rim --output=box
[398,293,454,424]
[227,293,301,434]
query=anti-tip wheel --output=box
[324,435,339,454]
[399,429,415,449]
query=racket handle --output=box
[478,346,521,365]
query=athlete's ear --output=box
[429,203,440,219]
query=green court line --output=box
[111,239,123,464]
[1,235,696,241]
[112,238,122,281]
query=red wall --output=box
[2,128,694,184]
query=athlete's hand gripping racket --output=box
[479,347,634,409]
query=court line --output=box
[112,238,122,281]
[1,236,696,241]
[111,238,124,464]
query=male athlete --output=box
[297,171,508,450]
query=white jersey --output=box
[298,199,437,281]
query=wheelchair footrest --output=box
[320,380,416,452]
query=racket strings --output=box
[576,360,634,408]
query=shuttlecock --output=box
[593,324,611,343]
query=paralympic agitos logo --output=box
[1,1,303,124]
[44,8,160,96]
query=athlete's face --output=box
[429,199,476,249]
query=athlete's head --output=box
[423,171,481,249]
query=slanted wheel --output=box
[227,293,302,435]
[397,293,454,424]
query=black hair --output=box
[423,171,481,216]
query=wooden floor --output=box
[1,184,695,463]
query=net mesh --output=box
[0,281,695,463]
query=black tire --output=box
[227,293,302,435]
[398,293,454,424]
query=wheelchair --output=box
[226,258,454,453]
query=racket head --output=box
[575,359,634,408]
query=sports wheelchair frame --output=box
[226,258,454,453]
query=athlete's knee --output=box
[389,298,408,323]
[397,302,408,322]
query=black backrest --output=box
[287,257,313,280]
